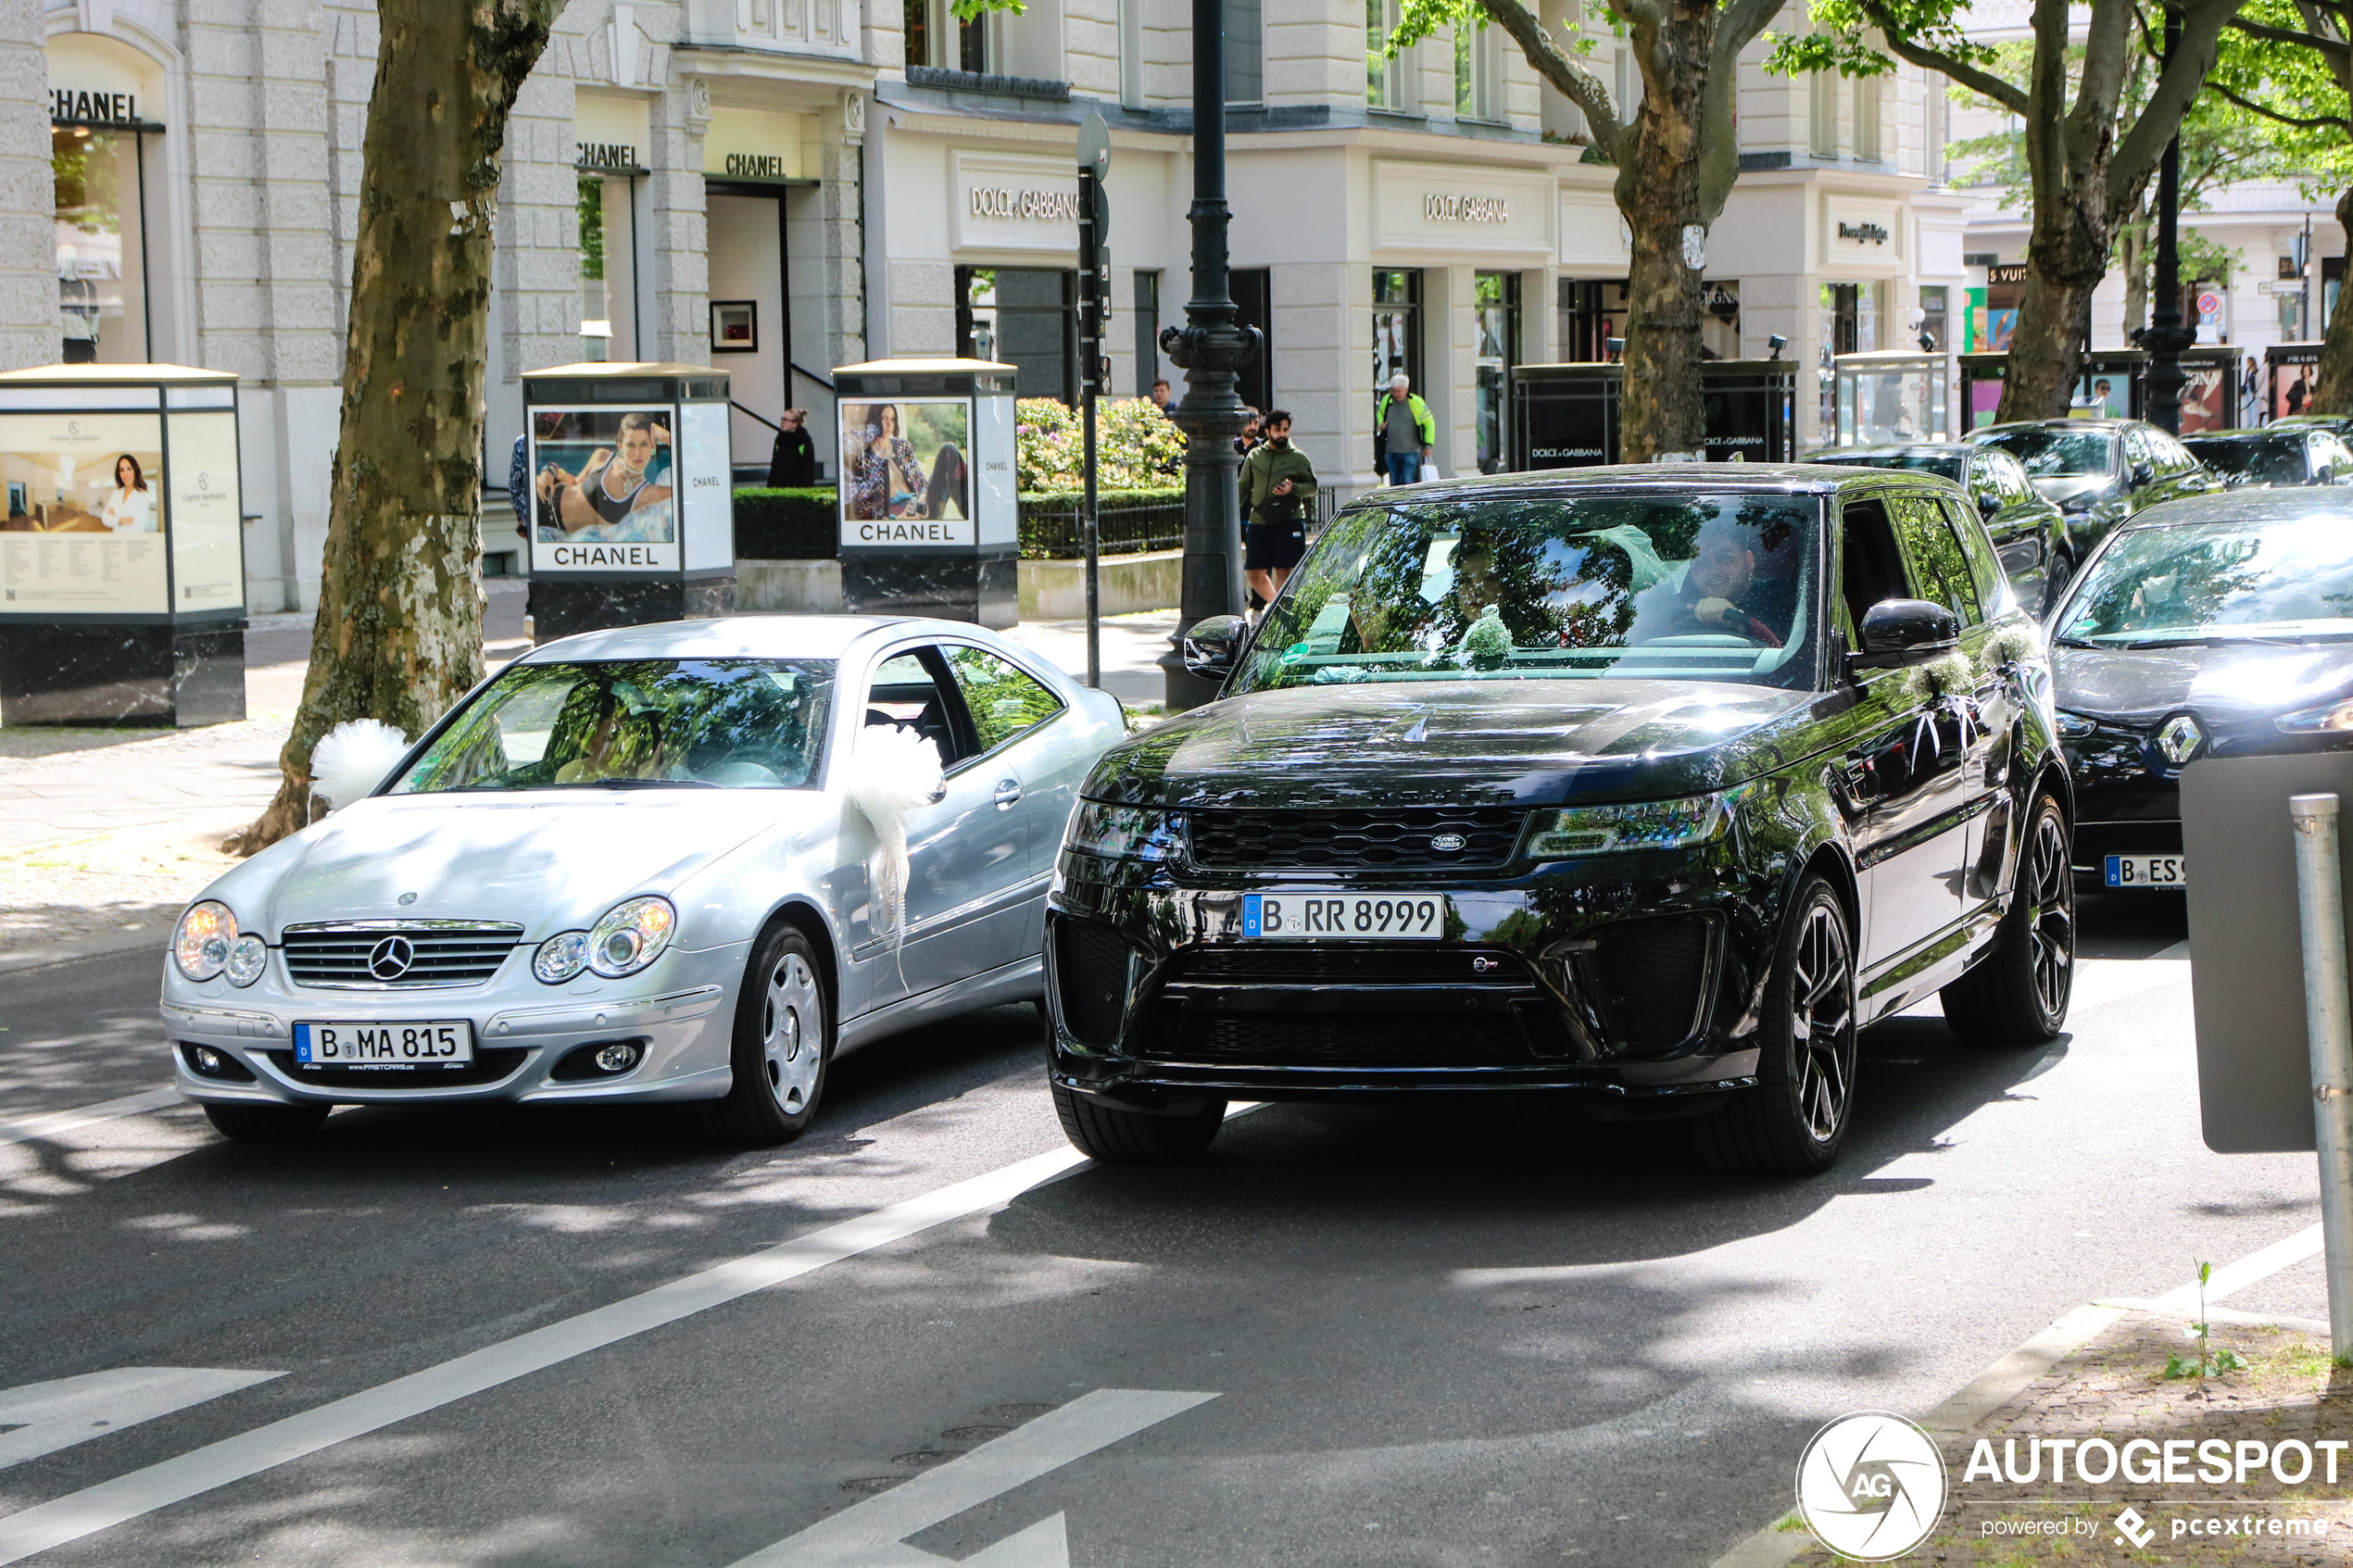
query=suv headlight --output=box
[587,896,676,978]
[2278,697,2353,734]
[1527,792,1737,859]
[2056,709,2097,740]
[172,900,239,982]
[1064,801,1187,861]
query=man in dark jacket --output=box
[766,408,818,487]
[1239,409,1316,609]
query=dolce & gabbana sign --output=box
[1425,193,1509,223]
[953,151,1081,252]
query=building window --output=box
[963,266,1076,402]
[903,0,932,69]
[1119,0,1144,107]
[1133,270,1161,396]
[1854,72,1882,162]
[1366,0,1406,110]
[1373,268,1422,393]
[1475,271,1518,472]
[577,173,637,362]
[1809,70,1839,158]
[1919,283,1948,353]
[960,3,989,73]
[53,123,148,364]
[1234,267,1273,415]
[1556,278,1627,362]
[1455,21,1500,121]
[1226,0,1263,106]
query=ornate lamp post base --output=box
[1158,315,1258,711]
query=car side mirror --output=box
[1977,489,2001,518]
[1182,614,1249,681]
[1851,598,1961,672]
[2130,461,2155,487]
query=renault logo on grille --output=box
[367,935,416,980]
[1430,833,1467,853]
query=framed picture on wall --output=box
[710,300,758,354]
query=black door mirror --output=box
[2129,461,2155,488]
[1182,615,1249,680]
[1977,487,2002,519]
[1851,598,1961,671]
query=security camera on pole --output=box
[1076,112,1112,691]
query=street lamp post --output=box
[1157,0,1260,712]
[2145,3,2196,435]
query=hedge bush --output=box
[734,486,837,559]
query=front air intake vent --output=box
[1053,921,1132,1048]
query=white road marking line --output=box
[0,1089,179,1149]
[0,1143,1094,1566]
[729,1389,1218,1568]
[0,1370,283,1472]
[2147,1222,2324,1312]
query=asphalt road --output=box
[0,896,2327,1568]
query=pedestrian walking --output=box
[1378,373,1435,485]
[1151,379,1172,412]
[2243,357,2264,427]
[766,408,818,487]
[1240,409,1315,611]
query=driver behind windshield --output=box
[1633,518,1793,647]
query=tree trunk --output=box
[1616,1,1714,462]
[1995,201,2108,423]
[2118,219,2149,344]
[2312,184,2353,416]
[231,0,562,854]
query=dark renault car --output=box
[2049,489,2353,893]
[1043,467,2075,1174]
[1808,442,2072,610]
[1970,419,2219,560]
[2183,427,2353,489]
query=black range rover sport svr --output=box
[1042,465,2075,1174]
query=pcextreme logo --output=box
[1795,1411,1950,1560]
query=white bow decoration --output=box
[847,724,945,943]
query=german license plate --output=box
[2104,854,2185,888]
[294,1020,474,1067]
[1240,893,1448,939]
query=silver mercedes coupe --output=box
[160,615,1125,1145]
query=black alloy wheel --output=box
[2042,551,2074,617]
[1694,876,1858,1175]
[1941,791,2074,1045]
[702,925,832,1147]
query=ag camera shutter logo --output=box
[1795,1411,1947,1560]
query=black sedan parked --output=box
[2050,489,2353,892]
[1970,418,2220,560]
[1808,442,2073,611]
[1044,466,2074,1174]
[2183,426,2353,489]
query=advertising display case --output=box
[522,361,736,643]
[1961,347,2243,432]
[1509,360,1798,470]
[1831,350,1951,445]
[833,358,1018,627]
[0,363,245,725]
[2265,343,2323,422]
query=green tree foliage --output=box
[1771,0,2246,424]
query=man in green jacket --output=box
[1377,371,1435,484]
[1239,408,1316,609]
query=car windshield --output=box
[2187,437,2309,486]
[1232,494,1822,694]
[2055,515,2353,646]
[1975,427,2116,479]
[392,658,836,793]
[1822,452,1963,483]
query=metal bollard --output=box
[2290,793,2353,1361]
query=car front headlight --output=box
[172,900,238,982]
[587,896,677,978]
[1064,801,1187,861]
[224,934,269,987]
[1526,792,1737,859]
[533,930,591,985]
[2056,710,2098,740]
[2277,697,2353,734]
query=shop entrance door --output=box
[960,268,1076,402]
[708,186,791,481]
[1474,271,1518,473]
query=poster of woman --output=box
[531,408,675,545]
[839,400,971,543]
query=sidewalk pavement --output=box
[0,593,1176,969]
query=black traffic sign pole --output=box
[1077,112,1111,691]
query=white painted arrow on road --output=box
[0,1368,283,1471]
[728,1389,1218,1568]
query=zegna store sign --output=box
[953,151,1080,253]
[1373,161,1554,257]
